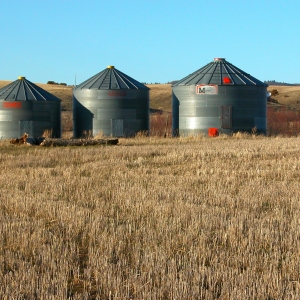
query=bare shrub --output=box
[232,131,248,138]
[93,130,106,139]
[270,89,279,96]
[62,131,73,139]
[135,130,148,138]
[42,129,53,138]
[150,112,172,137]
[81,130,93,139]
[268,109,300,136]
[61,111,73,132]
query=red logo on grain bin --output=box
[108,91,126,97]
[3,102,22,108]
[196,84,218,95]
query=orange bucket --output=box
[208,128,219,137]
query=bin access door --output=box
[221,106,232,129]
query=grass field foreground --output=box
[1,136,300,299]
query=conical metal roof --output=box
[173,58,268,87]
[74,66,150,90]
[0,77,61,101]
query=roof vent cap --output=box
[223,77,232,84]
[18,76,26,80]
[107,66,115,69]
[214,58,225,62]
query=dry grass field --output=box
[1,135,300,299]
[1,79,300,298]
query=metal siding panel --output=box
[121,109,136,119]
[180,105,195,116]
[32,102,61,136]
[111,119,124,137]
[254,118,267,131]
[50,111,61,122]
[123,120,148,137]
[233,119,254,129]
[33,111,51,122]
[33,102,54,111]
[179,117,186,128]
[195,106,219,117]
[11,111,32,121]
[233,107,265,117]
[185,117,199,129]
[232,108,254,128]
[97,109,136,120]
[185,117,220,129]
[225,86,258,96]
[95,100,119,109]
[19,121,33,136]
[0,111,12,121]
[94,120,111,129]
[0,121,19,139]
[73,97,93,138]
[136,109,149,119]
[172,92,180,135]
[118,99,149,109]
[32,122,53,137]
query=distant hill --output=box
[146,84,172,112]
[167,80,179,85]
[264,80,300,86]
[267,84,300,110]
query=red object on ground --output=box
[208,128,219,137]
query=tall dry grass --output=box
[1,136,300,299]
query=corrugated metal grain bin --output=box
[172,58,268,136]
[0,77,61,139]
[73,66,150,137]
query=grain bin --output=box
[172,58,268,136]
[0,77,61,139]
[73,66,150,137]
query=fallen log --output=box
[40,138,119,147]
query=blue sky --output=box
[0,0,299,85]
